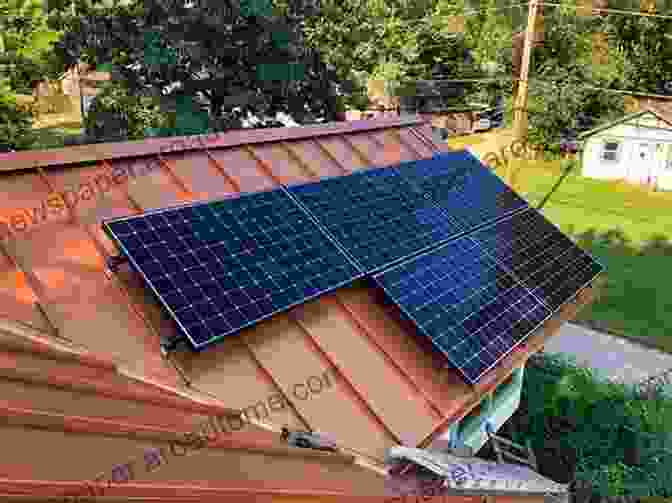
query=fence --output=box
[633,367,672,400]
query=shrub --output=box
[510,353,672,496]
[0,78,35,149]
[84,81,172,142]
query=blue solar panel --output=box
[472,208,604,313]
[103,189,363,349]
[395,152,529,231]
[373,236,552,384]
[286,166,465,273]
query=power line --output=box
[540,0,672,20]
[442,1,531,19]
[561,85,672,101]
[397,75,672,100]
[523,77,672,101]
[388,2,530,27]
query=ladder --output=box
[635,366,672,399]
[486,427,538,472]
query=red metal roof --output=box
[0,117,594,500]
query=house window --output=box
[601,141,621,162]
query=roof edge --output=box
[578,108,672,139]
[0,117,426,173]
[0,479,377,500]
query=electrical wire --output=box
[396,75,672,100]
[388,2,530,25]
[512,78,672,101]
[549,84,672,101]
[540,0,672,20]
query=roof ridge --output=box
[0,316,117,370]
[0,362,239,425]
[0,318,242,416]
[0,346,240,416]
[0,118,425,173]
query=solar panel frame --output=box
[373,235,554,384]
[102,188,365,350]
[471,207,604,314]
[286,165,468,274]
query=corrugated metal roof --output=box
[0,117,595,492]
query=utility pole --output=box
[508,0,540,186]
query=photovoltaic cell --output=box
[373,236,552,384]
[472,208,603,313]
[395,152,529,231]
[286,166,465,272]
[103,189,362,349]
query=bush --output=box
[508,353,672,497]
[84,81,172,142]
[0,79,35,149]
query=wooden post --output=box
[509,0,540,187]
[513,0,539,141]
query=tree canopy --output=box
[303,0,489,107]
[0,0,63,93]
[56,0,342,136]
[2,0,671,147]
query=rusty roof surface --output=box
[0,117,595,468]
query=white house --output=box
[579,108,672,191]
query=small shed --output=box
[579,109,672,191]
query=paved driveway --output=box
[543,323,672,386]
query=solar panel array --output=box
[395,152,529,232]
[471,209,604,313]
[103,152,603,384]
[287,166,464,272]
[373,236,553,384]
[103,189,362,349]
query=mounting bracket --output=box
[106,255,128,272]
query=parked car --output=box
[472,105,503,133]
[489,109,504,128]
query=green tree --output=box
[510,353,672,496]
[511,61,624,153]
[603,10,672,95]
[502,0,628,150]
[304,0,486,109]
[83,80,173,141]
[0,0,63,93]
[0,78,35,148]
[56,0,342,136]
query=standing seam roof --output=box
[0,117,594,464]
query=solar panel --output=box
[286,166,465,273]
[373,236,552,384]
[472,208,603,313]
[395,152,529,231]
[103,189,363,349]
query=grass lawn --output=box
[447,133,672,353]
